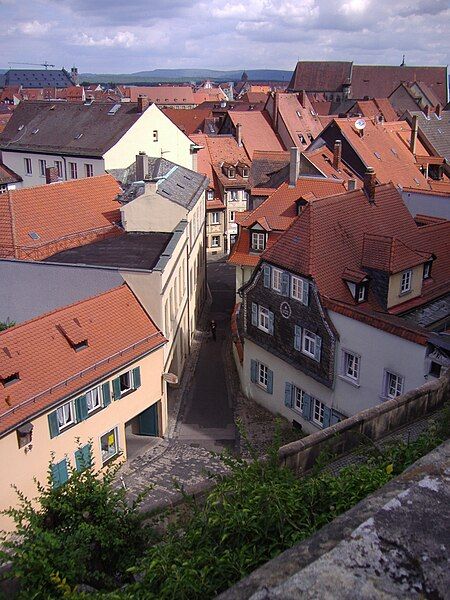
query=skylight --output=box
[28,231,40,240]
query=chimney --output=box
[423,104,430,119]
[135,151,147,181]
[45,166,59,184]
[272,92,279,128]
[435,103,442,118]
[363,167,376,202]
[333,139,342,170]
[298,90,307,107]
[137,95,150,113]
[236,122,242,147]
[289,146,300,188]
[348,178,357,191]
[410,114,418,155]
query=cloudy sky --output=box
[0,0,449,74]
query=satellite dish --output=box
[355,118,366,131]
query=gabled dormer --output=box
[236,162,250,178]
[342,268,369,303]
[248,219,271,253]
[222,162,236,179]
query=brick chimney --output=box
[272,92,279,129]
[348,178,357,191]
[410,114,418,155]
[423,104,430,119]
[333,139,342,170]
[435,103,442,118]
[298,90,307,108]
[135,151,147,181]
[236,122,242,147]
[137,95,150,113]
[363,167,376,202]
[289,146,300,188]
[45,166,59,184]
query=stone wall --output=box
[278,368,449,475]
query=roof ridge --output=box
[9,173,117,198]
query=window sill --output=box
[117,388,136,400]
[301,350,319,362]
[399,289,412,297]
[253,381,269,393]
[102,451,122,467]
[338,374,360,388]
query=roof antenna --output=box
[400,54,406,67]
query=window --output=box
[84,163,94,177]
[251,232,266,251]
[69,162,78,179]
[302,329,318,359]
[55,160,63,178]
[153,130,158,142]
[101,427,119,464]
[384,371,404,399]
[400,270,412,294]
[52,459,69,488]
[429,361,441,378]
[17,423,33,449]
[39,159,46,177]
[357,284,367,302]
[56,401,74,430]
[250,359,273,393]
[258,306,270,332]
[229,211,235,222]
[342,350,360,383]
[211,235,220,248]
[291,275,308,304]
[423,261,432,279]
[294,386,305,413]
[258,363,268,388]
[272,268,282,293]
[210,212,220,225]
[207,189,214,201]
[229,190,238,201]
[312,398,325,426]
[86,386,102,413]
[24,157,32,175]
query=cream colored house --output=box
[0,99,196,188]
[0,285,167,532]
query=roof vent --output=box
[374,152,381,160]
[74,133,83,139]
[31,128,39,135]
[108,103,121,116]
[28,231,40,240]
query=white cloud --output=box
[9,20,53,36]
[74,31,137,48]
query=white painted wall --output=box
[121,189,186,233]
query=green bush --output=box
[0,445,153,598]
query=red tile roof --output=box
[289,61,352,92]
[262,183,448,310]
[0,175,122,260]
[227,111,284,158]
[0,285,166,437]
[0,162,21,185]
[163,108,212,135]
[304,146,362,187]
[124,85,196,105]
[352,98,398,123]
[274,93,323,148]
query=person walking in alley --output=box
[210,319,217,341]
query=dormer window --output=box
[400,269,412,294]
[17,423,33,448]
[237,163,249,178]
[423,260,433,280]
[251,232,266,251]
[357,283,368,302]
[1,372,20,387]
[222,163,236,179]
[207,189,214,201]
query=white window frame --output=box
[258,306,270,333]
[302,329,317,358]
[229,190,238,201]
[341,350,360,384]
[119,371,132,394]
[384,370,404,399]
[56,401,74,430]
[210,211,220,225]
[54,160,63,179]
[69,162,78,179]
[39,159,46,177]
[312,398,325,426]
[207,189,214,201]
[272,268,283,293]
[291,275,307,304]
[153,130,158,142]
[100,426,119,464]
[86,385,103,413]
[400,269,412,294]
[229,211,235,222]
[211,235,220,248]
[357,285,366,302]
[258,363,268,389]
[251,232,265,251]
[423,262,431,279]
[84,163,94,177]
[24,157,32,175]
[293,386,305,413]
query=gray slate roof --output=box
[406,110,450,162]
[0,69,74,89]
[44,232,173,271]
[0,260,123,325]
[0,101,144,157]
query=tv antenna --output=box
[8,61,56,70]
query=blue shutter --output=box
[302,280,309,305]
[250,359,257,383]
[268,311,274,335]
[284,382,293,407]
[132,367,141,389]
[75,395,88,422]
[267,369,273,394]
[263,264,271,288]
[52,459,68,488]
[251,302,258,326]
[48,411,60,439]
[112,377,122,400]
[331,410,342,425]
[314,335,322,362]
[322,405,332,428]
[75,444,92,471]
[302,393,312,421]
[102,382,111,407]
[281,271,290,296]
[294,325,302,351]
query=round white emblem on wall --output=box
[280,301,292,319]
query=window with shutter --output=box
[302,393,312,421]
[268,311,274,335]
[75,395,88,422]
[52,458,69,488]
[251,302,258,326]
[132,367,141,389]
[263,264,271,287]
[75,444,92,471]
[102,382,111,406]
[112,377,122,400]
[250,359,257,383]
[294,325,302,351]
[48,411,60,439]
[284,382,293,407]
[281,272,290,296]
[267,369,273,394]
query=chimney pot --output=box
[333,139,342,170]
[410,114,418,155]
[45,166,59,184]
[363,167,376,202]
[135,152,147,181]
[236,122,242,147]
[289,147,300,188]
[137,95,150,113]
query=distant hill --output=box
[78,69,292,84]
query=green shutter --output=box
[267,369,273,394]
[102,382,111,406]
[75,444,92,471]
[322,405,332,429]
[132,367,141,389]
[302,394,312,421]
[75,395,88,422]
[112,377,122,400]
[52,459,68,488]
[48,411,60,439]
[284,382,293,407]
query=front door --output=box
[138,403,159,436]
